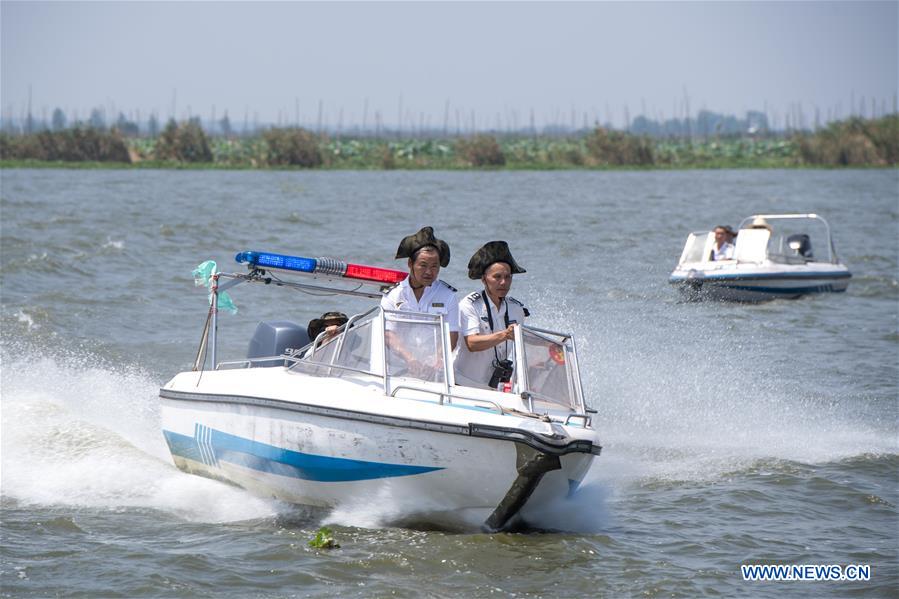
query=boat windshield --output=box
[298,308,586,415]
[679,232,714,265]
[383,310,448,384]
[302,309,450,385]
[764,222,829,263]
[303,310,380,379]
[520,327,582,414]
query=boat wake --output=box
[0,343,284,524]
[1,339,613,533]
[540,294,899,485]
[2,303,894,533]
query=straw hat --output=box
[749,216,772,231]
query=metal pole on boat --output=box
[210,273,218,368]
[192,308,212,371]
[816,214,838,263]
[568,334,588,414]
[513,325,534,412]
[561,340,577,412]
[380,309,390,397]
[439,314,451,401]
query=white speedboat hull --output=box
[160,369,598,530]
[670,266,851,302]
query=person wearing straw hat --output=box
[453,241,529,389]
[381,227,460,377]
[749,216,773,232]
[710,225,737,261]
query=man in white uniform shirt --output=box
[711,225,736,261]
[454,241,529,389]
[381,227,459,376]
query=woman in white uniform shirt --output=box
[381,227,459,376]
[454,241,529,389]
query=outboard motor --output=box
[786,234,813,259]
[247,321,310,366]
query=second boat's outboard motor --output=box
[247,321,310,366]
[787,234,813,259]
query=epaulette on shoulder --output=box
[382,281,402,294]
[439,279,457,292]
[507,296,530,317]
[466,291,481,301]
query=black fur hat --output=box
[395,226,450,267]
[467,241,526,279]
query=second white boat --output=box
[669,213,851,302]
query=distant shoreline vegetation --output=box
[1,115,896,170]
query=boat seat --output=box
[733,228,770,263]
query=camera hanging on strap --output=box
[483,291,514,388]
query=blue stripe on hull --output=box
[163,427,443,482]
[670,271,851,283]
[716,283,841,294]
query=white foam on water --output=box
[321,476,489,532]
[524,471,613,534]
[0,348,282,523]
[529,293,897,485]
[14,309,38,330]
[4,289,892,534]
[101,237,125,250]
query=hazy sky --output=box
[2,1,896,129]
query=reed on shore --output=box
[1,115,895,170]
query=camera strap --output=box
[483,290,511,362]
[482,291,511,331]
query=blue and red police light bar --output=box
[235,251,407,285]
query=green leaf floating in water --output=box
[308,526,340,549]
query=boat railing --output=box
[288,356,383,379]
[521,389,569,412]
[217,356,289,370]
[564,413,592,428]
[214,353,380,378]
[737,213,838,264]
[389,385,506,414]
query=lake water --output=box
[1,168,896,597]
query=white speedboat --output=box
[669,213,851,302]
[160,251,601,532]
